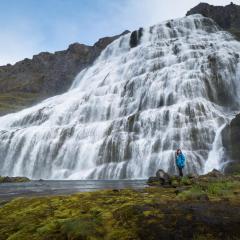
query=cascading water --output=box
[0,14,240,179]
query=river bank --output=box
[0,172,240,239]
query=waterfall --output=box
[0,14,240,179]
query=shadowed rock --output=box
[222,113,240,174]
[186,2,240,40]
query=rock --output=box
[222,113,240,174]
[186,173,198,179]
[175,186,191,194]
[203,169,224,178]
[186,2,240,40]
[156,169,171,185]
[147,176,160,186]
[147,169,171,186]
[129,28,143,48]
[112,189,120,193]
[197,193,209,201]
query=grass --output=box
[0,92,42,115]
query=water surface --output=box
[0,180,147,201]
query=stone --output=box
[197,193,209,201]
[147,176,160,186]
[175,186,191,194]
[204,169,224,178]
[156,169,171,185]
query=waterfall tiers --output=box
[0,14,240,179]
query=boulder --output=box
[156,169,171,185]
[147,169,171,186]
[147,176,159,186]
[203,169,224,178]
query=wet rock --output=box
[222,113,240,174]
[203,169,224,178]
[186,173,198,179]
[147,169,171,186]
[197,193,209,201]
[130,28,143,48]
[112,189,120,193]
[156,169,171,185]
[147,176,160,186]
[175,186,191,194]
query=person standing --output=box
[175,149,185,177]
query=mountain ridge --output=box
[186,2,240,40]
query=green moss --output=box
[203,180,237,196]
[0,92,42,115]
[0,176,240,239]
[177,185,206,200]
[229,28,240,41]
[0,176,30,183]
[180,176,192,186]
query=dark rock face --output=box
[0,30,129,116]
[222,114,240,174]
[130,28,143,48]
[186,2,240,40]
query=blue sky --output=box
[0,0,238,65]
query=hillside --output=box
[0,31,129,116]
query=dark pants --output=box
[178,167,183,177]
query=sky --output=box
[0,0,239,65]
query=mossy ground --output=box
[0,175,240,240]
[0,176,30,183]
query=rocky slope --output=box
[186,2,240,40]
[0,31,129,116]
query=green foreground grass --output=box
[0,175,240,240]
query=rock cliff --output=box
[222,114,240,173]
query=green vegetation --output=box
[0,175,240,239]
[0,92,41,115]
[229,28,240,41]
[0,176,30,183]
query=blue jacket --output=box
[176,153,185,168]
